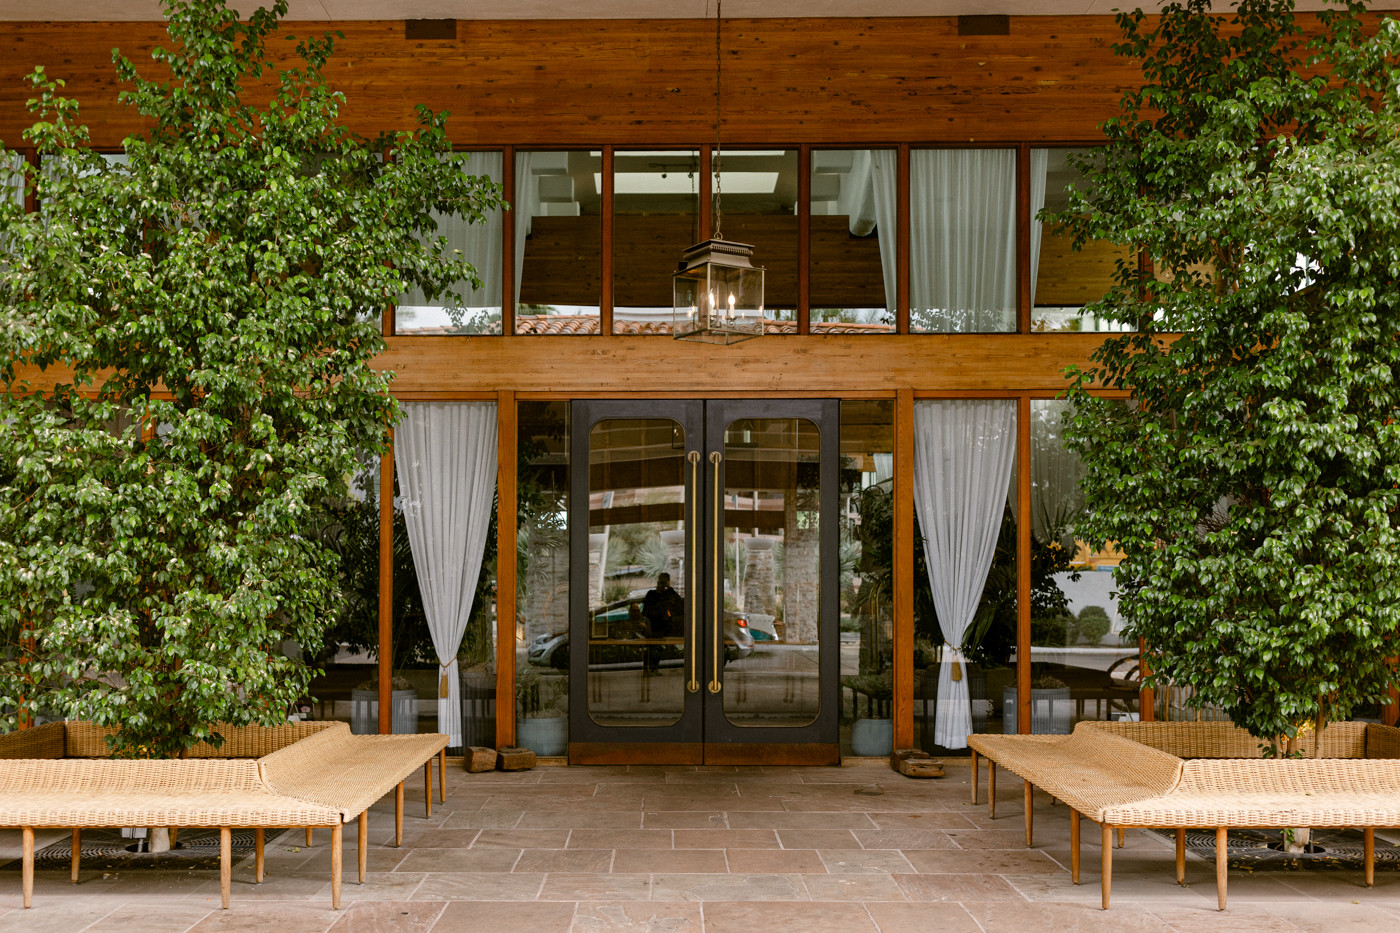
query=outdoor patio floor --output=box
[4,759,1400,932]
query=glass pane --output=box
[839,401,895,756]
[3,151,22,208]
[811,150,896,332]
[910,149,1017,334]
[515,150,603,333]
[722,417,820,727]
[614,149,701,334]
[518,402,570,753]
[397,151,504,335]
[585,418,688,728]
[713,149,797,324]
[1032,149,1134,333]
[1025,400,1136,730]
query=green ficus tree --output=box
[0,0,502,756]
[1051,0,1400,747]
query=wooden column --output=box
[495,390,518,749]
[1016,395,1032,733]
[378,432,394,734]
[893,388,915,749]
[600,146,614,335]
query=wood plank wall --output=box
[0,16,1141,147]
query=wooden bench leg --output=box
[1101,823,1112,910]
[72,828,81,883]
[255,828,265,883]
[424,761,432,819]
[1365,828,1375,887]
[331,823,343,910]
[358,811,368,884]
[1070,809,1080,884]
[1216,827,1228,911]
[1024,781,1034,847]
[439,749,446,803]
[169,828,178,847]
[220,827,231,909]
[988,762,997,819]
[1175,828,1186,885]
[22,826,34,909]
[1117,827,1125,848]
[971,750,979,805]
[396,781,405,847]
[306,826,313,847]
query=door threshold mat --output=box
[1153,827,1400,872]
[0,828,256,872]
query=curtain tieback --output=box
[944,645,967,682]
[439,661,454,699]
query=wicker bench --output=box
[0,720,449,911]
[967,721,1400,910]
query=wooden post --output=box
[305,827,313,847]
[496,390,518,749]
[71,828,80,883]
[396,781,405,846]
[255,827,264,883]
[220,827,231,909]
[1070,810,1080,884]
[358,811,368,884]
[1215,826,1228,910]
[22,825,33,908]
[1024,781,1033,847]
[970,750,979,804]
[1101,823,1113,910]
[893,388,915,749]
[331,823,343,910]
[1365,827,1375,887]
[1175,828,1186,885]
[439,748,447,803]
[424,761,433,818]
[379,433,395,735]
[988,761,997,819]
[1016,395,1032,733]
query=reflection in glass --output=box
[1024,400,1137,729]
[397,152,504,335]
[810,150,896,331]
[614,149,701,334]
[1032,149,1134,333]
[722,417,820,727]
[712,149,797,322]
[584,419,687,727]
[839,401,895,755]
[515,151,603,333]
[3,151,23,208]
[517,402,570,751]
[910,149,1019,333]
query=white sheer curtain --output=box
[910,149,1018,333]
[397,152,503,334]
[513,151,536,323]
[1028,148,1049,309]
[865,150,899,316]
[395,402,498,750]
[913,399,1017,748]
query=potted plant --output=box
[515,668,567,756]
[1003,672,1072,735]
[350,674,418,735]
[842,670,893,756]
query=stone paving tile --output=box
[394,848,521,873]
[724,811,877,830]
[964,901,1180,933]
[537,872,653,901]
[513,849,614,873]
[325,900,444,933]
[428,900,575,932]
[723,849,827,874]
[891,871,1026,902]
[518,811,642,830]
[702,901,879,932]
[671,830,779,850]
[572,901,703,932]
[6,902,124,933]
[903,847,1063,874]
[1254,901,1400,932]
[411,872,546,901]
[816,849,917,874]
[439,810,523,830]
[185,903,338,933]
[801,872,908,901]
[863,810,978,829]
[470,829,571,849]
[774,829,861,849]
[568,830,674,850]
[612,848,728,873]
[72,903,215,933]
[865,901,983,932]
[641,811,727,829]
[648,873,808,902]
[851,829,958,850]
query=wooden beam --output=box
[893,387,915,749]
[378,433,394,734]
[1016,395,1032,733]
[495,390,518,749]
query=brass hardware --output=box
[686,450,701,694]
[709,450,723,694]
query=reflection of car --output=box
[527,597,755,670]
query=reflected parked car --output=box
[527,597,754,671]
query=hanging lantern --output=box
[673,239,765,345]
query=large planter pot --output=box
[1002,685,1073,735]
[350,688,417,735]
[849,717,893,757]
[516,715,567,756]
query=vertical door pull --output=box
[686,450,701,694]
[709,450,723,694]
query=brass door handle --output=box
[709,450,723,695]
[686,450,701,694]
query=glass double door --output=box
[568,399,840,765]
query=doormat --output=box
[1153,827,1400,872]
[0,828,257,872]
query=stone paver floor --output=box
[3,759,1400,931]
